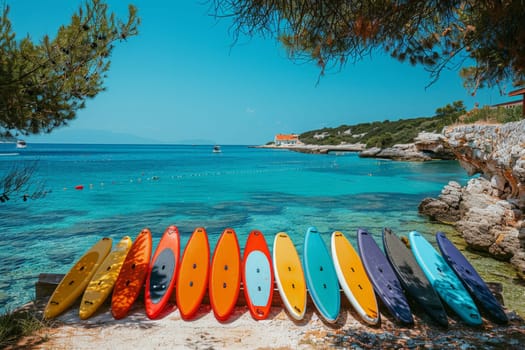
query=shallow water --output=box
[0,144,523,316]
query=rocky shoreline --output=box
[262,121,525,279]
[258,131,455,161]
[419,121,525,280]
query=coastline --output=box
[252,143,366,154]
[22,297,525,350]
[17,273,525,349]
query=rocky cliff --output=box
[419,120,525,279]
[359,131,456,161]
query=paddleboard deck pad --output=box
[145,225,180,319]
[242,230,274,320]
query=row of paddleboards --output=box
[44,226,508,327]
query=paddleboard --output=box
[145,225,180,319]
[357,228,413,325]
[409,231,482,326]
[111,228,152,319]
[44,237,113,319]
[382,228,448,327]
[242,230,274,320]
[79,236,132,319]
[209,228,241,321]
[303,227,340,323]
[436,231,508,324]
[273,232,307,321]
[176,227,210,320]
[331,231,379,325]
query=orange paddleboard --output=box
[111,228,153,319]
[242,230,274,320]
[209,228,241,321]
[145,225,180,319]
[176,227,210,320]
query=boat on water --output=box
[16,140,27,149]
[213,145,221,153]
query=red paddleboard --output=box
[176,227,210,320]
[111,228,153,319]
[144,225,180,319]
[209,228,241,321]
[242,230,274,320]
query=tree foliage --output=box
[0,0,139,138]
[0,161,46,203]
[211,1,525,93]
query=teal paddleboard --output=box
[303,227,340,323]
[409,231,482,326]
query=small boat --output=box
[213,145,221,153]
[16,140,27,149]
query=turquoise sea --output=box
[0,143,521,315]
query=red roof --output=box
[509,87,525,96]
[275,134,298,141]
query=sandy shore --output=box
[31,303,337,350]
[18,299,525,350]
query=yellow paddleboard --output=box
[44,237,113,319]
[331,231,379,325]
[272,232,307,321]
[79,236,132,319]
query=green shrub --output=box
[0,306,52,349]
[297,101,522,148]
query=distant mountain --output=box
[27,128,164,144]
[177,138,217,145]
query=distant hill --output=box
[298,105,522,148]
[27,128,163,144]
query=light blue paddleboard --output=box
[409,231,482,326]
[245,251,272,307]
[303,226,340,323]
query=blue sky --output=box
[10,1,513,145]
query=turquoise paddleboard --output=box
[409,231,482,326]
[303,227,340,323]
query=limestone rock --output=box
[359,147,381,157]
[414,132,456,159]
[420,121,525,280]
[419,181,463,223]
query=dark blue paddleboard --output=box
[436,232,508,324]
[382,228,448,327]
[357,228,413,325]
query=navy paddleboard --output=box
[357,228,413,325]
[436,232,508,324]
[382,228,448,327]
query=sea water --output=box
[0,143,519,315]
